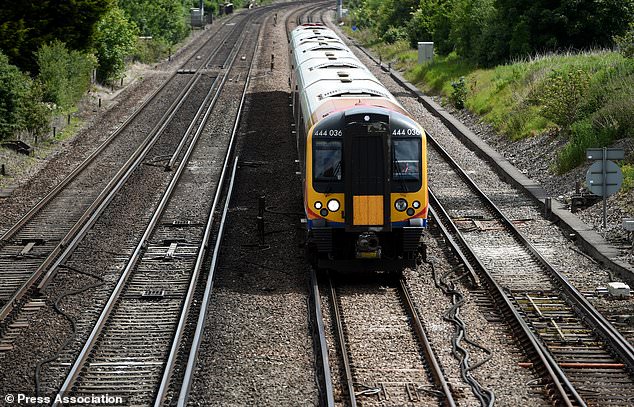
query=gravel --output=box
[185,6,318,406]
[0,3,631,405]
[451,105,634,268]
[0,14,245,398]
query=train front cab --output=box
[305,107,428,272]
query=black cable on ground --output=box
[426,258,495,406]
[34,264,104,397]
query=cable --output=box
[427,258,495,406]
[34,265,105,397]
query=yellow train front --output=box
[290,24,428,272]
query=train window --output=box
[392,139,421,182]
[314,140,342,181]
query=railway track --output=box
[301,8,456,405]
[426,134,634,405]
[42,12,264,406]
[310,271,456,406]
[0,13,253,336]
[308,9,634,403]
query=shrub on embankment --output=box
[347,29,634,191]
[410,50,634,177]
[345,0,634,191]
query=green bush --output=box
[540,69,590,130]
[556,119,613,173]
[591,85,634,140]
[119,0,189,45]
[613,22,634,59]
[133,37,170,64]
[622,164,634,192]
[382,27,407,44]
[93,7,138,83]
[36,40,96,111]
[0,52,50,142]
[406,7,433,48]
[0,52,32,140]
[450,76,467,109]
[21,81,51,139]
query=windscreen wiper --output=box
[392,153,409,193]
[325,160,342,194]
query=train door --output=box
[343,115,391,231]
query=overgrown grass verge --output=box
[348,28,634,191]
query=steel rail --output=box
[0,14,251,324]
[427,189,578,406]
[426,133,634,370]
[0,12,243,246]
[332,16,634,370]
[309,269,336,407]
[176,17,265,404]
[53,15,263,405]
[51,78,221,407]
[428,204,480,287]
[155,22,259,405]
[0,73,204,324]
[34,73,208,292]
[398,278,457,407]
[318,12,572,403]
[314,9,454,404]
[328,275,357,407]
[165,24,249,171]
[176,157,240,407]
[323,11,634,403]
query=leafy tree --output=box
[375,0,418,36]
[449,0,497,63]
[348,0,634,66]
[0,52,32,139]
[406,6,434,48]
[541,69,591,129]
[21,81,51,139]
[347,0,389,30]
[0,0,112,73]
[406,0,454,54]
[36,41,97,110]
[119,0,189,44]
[93,6,138,83]
[494,0,634,61]
[614,22,634,58]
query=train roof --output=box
[290,24,403,123]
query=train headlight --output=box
[320,208,329,217]
[412,200,421,209]
[314,201,323,210]
[327,199,340,212]
[406,208,415,216]
[395,198,408,212]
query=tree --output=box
[449,0,497,63]
[36,41,97,110]
[0,52,32,139]
[93,6,138,83]
[406,0,454,53]
[494,0,634,61]
[119,0,189,44]
[0,0,112,73]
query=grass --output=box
[347,28,634,188]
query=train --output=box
[289,23,428,272]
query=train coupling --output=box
[355,232,381,259]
